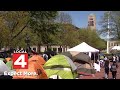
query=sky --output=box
[63,11,105,30]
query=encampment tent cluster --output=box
[0,42,99,79]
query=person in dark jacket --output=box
[110,61,118,79]
[104,60,110,79]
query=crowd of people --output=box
[0,48,120,79]
[94,54,119,79]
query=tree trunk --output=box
[59,45,62,53]
[63,45,65,52]
[47,44,51,51]
[37,43,41,54]
[47,45,49,51]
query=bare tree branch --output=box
[11,20,29,41]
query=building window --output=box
[88,22,90,26]
[89,21,94,26]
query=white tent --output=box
[67,42,99,62]
[111,46,120,50]
[67,42,99,52]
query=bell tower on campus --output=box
[88,13,96,31]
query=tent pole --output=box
[98,52,99,61]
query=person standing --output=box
[104,56,108,61]
[104,60,111,79]
[110,61,118,79]
[113,55,116,62]
[42,53,48,61]
[116,55,119,63]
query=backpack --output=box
[110,64,117,72]
[43,54,48,61]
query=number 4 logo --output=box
[13,53,28,69]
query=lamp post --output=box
[107,11,110,54]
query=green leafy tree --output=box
[78,28,106,50]
[54,24,80,52]
[29,11,59,53]
[0,11,30,49]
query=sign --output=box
[12,52,28,69]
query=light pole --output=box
[107,11,110,54]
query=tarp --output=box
[13,55,48,79]
[67,42,99,52]
[43,55,77,79]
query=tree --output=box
[0,11,30,49]
[56,12,72,24]
[78,28,106,50]
[29,11,59,53]
[54,12,73,52]
[99,11,120,40]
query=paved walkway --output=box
[79,62,120,79]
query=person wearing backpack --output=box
[110,61,118,79]
[42,54,48,61]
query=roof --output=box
[67,42,99,52]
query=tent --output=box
[61,52,95,75]
[0,60,11,76]
[6,61,12,70]
[0,58,5,61]
[43,55,77,79]
[73,53,96,76]
[67,42,99,61]
[61,51,91,63]
[74,62,96,75]
[72,52,91,64]
[29,55,46,66]
[111,46,120,50]
[67,42,99,52]
[5,57,12,62]
[13,55,48,79]
[44,51,57,60]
